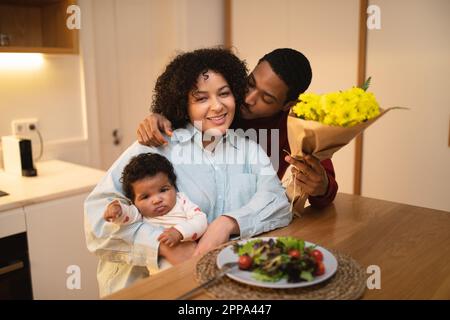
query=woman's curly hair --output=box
[151,48,248,129]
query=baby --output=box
[103,152,207,247]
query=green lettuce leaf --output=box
[253,270,284,282]
[277,237,305,252]
[300,271,314,282]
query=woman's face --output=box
[188,70,235,136]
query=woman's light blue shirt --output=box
[84,124,291,273]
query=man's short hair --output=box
[259,48,312,103]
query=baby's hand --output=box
[157,227,183,247]
[103,200,123,222]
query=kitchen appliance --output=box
[1,136,37,177]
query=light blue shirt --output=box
[84,124,291,276]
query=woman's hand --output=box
[137,113,173,147]
[285,155,329,197]
[193,215,239,257]
[159,241,196,265]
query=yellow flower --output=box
[291,82,381,127]
[357,92,380,121]
[323,114,337,126]
[299,92,321,106]
[341,90,360,107]
[320,92,342,114]
[347,87,365,99]
[294,93,322,121]
[292,103,306,118]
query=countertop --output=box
[0,160,105,212]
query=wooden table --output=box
[109,193,450,300]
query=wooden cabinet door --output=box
[24,193,99,299]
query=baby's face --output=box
[132,172,177,218]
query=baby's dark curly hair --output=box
[151,48,248,129]
[120,153,177,202]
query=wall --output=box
[0,53,90,167]
[86,0,225,169]
[176,0,225,51]
[232,0,360,194]
[363,0,450,211]
[232,0,450,211]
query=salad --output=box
[233,237,325,283]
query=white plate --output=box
[216,237,338,289]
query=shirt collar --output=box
[171,123,239,149]
[171,123,197,143]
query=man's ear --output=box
[281,100,297,112]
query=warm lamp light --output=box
[0,53,44,70]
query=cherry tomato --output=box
[315,261,325,276]
[288,249,301,259]
[311,249,324,262]
[238,254,252,270]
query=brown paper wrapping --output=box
[286,107,404,214]
[287,107,401,161]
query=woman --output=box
[84,48,291,296]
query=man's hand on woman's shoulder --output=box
[137,113,173,147]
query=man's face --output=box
[240,60,290,120]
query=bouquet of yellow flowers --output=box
[287,78,399,161]
[292,85,380,127]
[286,78,402,212]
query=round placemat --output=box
[195,242,366,300]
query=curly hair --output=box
[151,48,248,129]
[120,153,177,202]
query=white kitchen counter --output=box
[0,160,105,212]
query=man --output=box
[137,48,338,212]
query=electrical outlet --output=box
[11,118,39,136]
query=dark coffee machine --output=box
[1,136,37,177]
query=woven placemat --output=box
[195,243,366,300]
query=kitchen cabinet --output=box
[0,160,105,299]
[0,208,31,299]
[24,193,98,299]
[0,0,78,54]
[0,231,32,299]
